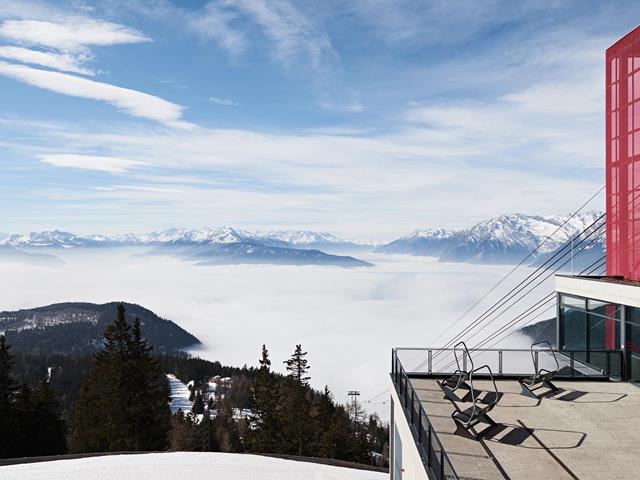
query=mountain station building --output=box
[390,26,640,480]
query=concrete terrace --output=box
[409,378,640,480]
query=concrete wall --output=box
[556,275,640,308]
[389,380,429,480]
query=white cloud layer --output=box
[0,62,192,128]
[39,154,147,173]
[0,250,540,417]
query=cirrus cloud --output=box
[39,154,147,173]
[0,19,151,52]
[0,61,193,128]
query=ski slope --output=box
[0,452,387,480]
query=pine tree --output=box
[314,386,337,458]
[192,391,204,415]
[0,336,18,457]
[30,381,67,456]
[0,337,67,458]
[284,344,310,386]
[169,410,198,451]
[71,304,170,452]
[128,317,171,450]
[283,344,311,456]
[247,345,279,452]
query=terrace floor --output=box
[409,377,640,480]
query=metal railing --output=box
[391,348,459,480]
[395,347,623,380]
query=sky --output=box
[0,0,639,239]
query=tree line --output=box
[0,304,388,467]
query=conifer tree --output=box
[0,336,17,457]
[128,317,171,450]
[30,381,67,455]
[71,304,170,452]
[0,336,67,458]
[192,391,204,415]
[283,344,311,456]
[247,345,279,452]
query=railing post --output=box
[418,408,422,443]
[570,351,575,373]
[411,389,414,424]
[499,350,503,374]
[427,424,432,467]
[534,350,539,373]
[404,376,408,408]
[428,349,432,374]
[391,350,395,376]
[440,449,445,479]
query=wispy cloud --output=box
[188,1,247,57]
[229,0,338,73]
[209,96,239,106]
[39,154,147,173]
[0,45,93,75]
[0,62,193,128]
[0,19,150,51]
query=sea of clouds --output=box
[0,249,548,418]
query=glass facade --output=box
[559,294,621,351]
[558,293,640,381]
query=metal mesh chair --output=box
[450,363,500,439]
[518,341,560,399]
[438,341,473,402]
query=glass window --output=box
[560,305,586,350]
[587,299,621,318]
[561,294,585,309]
[587,313,620,350]
[626,307,640,353]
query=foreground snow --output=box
[1,452,387,480]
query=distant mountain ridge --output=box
[0,227,373,268]
[0,302,200,355]
[1,212,606,267]
[0,227,373,250]
[377,212,605,265]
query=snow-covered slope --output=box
[377,212,604,264]
[167,374,193,414]
[2,452,387,480]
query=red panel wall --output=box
[607,27,640,281]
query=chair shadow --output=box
[482,423,587,450]
[544,388,628,403]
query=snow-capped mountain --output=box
[0,227,367,249]
[251,230,376,251]
[377,212,605,264]
[0,228,372,267]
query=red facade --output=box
[606,27,640,281]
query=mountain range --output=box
[376,212,605,266]
[0,228,372,268]
[0,212,606,267]
[0,302,200,355]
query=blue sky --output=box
[0,0,639,239]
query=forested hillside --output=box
[1,302,200,354]
[3,304,388,468]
